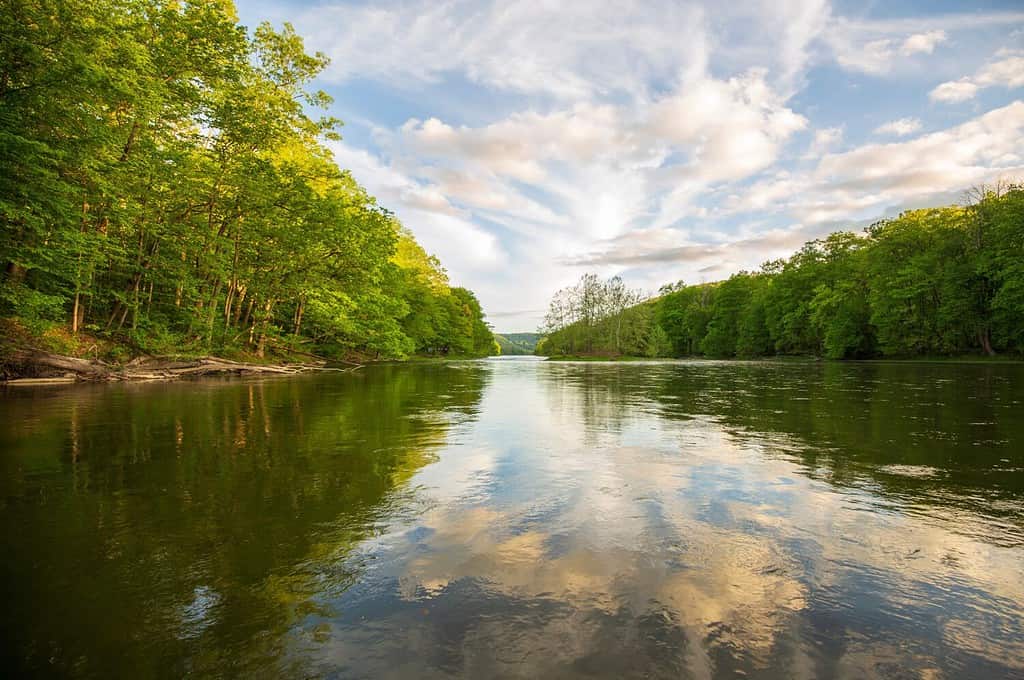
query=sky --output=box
[235,0,1024,332]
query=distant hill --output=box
[494,332,541,355]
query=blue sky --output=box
[236,0,1024,332]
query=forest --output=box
[0,0,495,362]
[539,186,1024,360]
[494,332,541,355]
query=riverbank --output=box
[0,349,356,385]
[542,353,1024,364]
[0,319,497,384]
[0,318,360,384]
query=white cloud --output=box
[807,126,844,156]
[899,30,947,56]
[826,11,1024,75]
[278,2,1024,327]
[873,118,922,136]
[387,69,806,244]
[326,141,505,275]
[847,39,896,74]
[571,94,1024,267]
[931,52,1024,102]
[830,30,946,74]
[976,54,1024,88]
[930,79,979,102]
[732,101,1024,223]
[291,0,842,101]
[295,0,710,99]
[647,71,809,184]
[567,225,819,268]
[815,102,1024,193]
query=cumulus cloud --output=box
[648,71,808,183]
[977,52,1024,88]
[816,102,1024,192]
[899,30,947,55]
[281,1,1024,327]
[730,101,1024,223]
[386,68,807,247]
[930,79,980,102]
[873,118,922,136]
[931,52,1024,102]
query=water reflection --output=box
[0,365,489,677]
[2,360,1023,678]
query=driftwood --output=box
[2,349,362,383]
[5,377,77,386]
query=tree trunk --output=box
[241,295,255,329]
[979,328,996,356]
[175,250,187,307]
[223,283,235,327]
[293,298,305,336]
[205,279,222,348]
[119,121,140,162]
[234,286,247,327]
[255,299,275,358]
[72,293,81,334]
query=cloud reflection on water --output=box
[298,361,1024,679]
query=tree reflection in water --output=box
[2,359,1022,678]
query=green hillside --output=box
[495,333,542,355]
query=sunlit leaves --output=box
[0,0,494,360]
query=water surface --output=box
[2,358,1023,678]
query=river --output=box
[2,358,1023,678]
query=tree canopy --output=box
[0,0,494,361]
[540,187,1024,360]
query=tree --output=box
[537,186,1024,360]
[0,0,495,361]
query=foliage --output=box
[493,332,540,355]
[494,334,531,355]
[539,187,1024,359]
[0,0,493,361]
[540,274,654,356]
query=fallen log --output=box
[5,377,78,386]
[2,349,356,384]
[9,351,111,378]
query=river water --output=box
[2,358,1023,678]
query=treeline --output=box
[539,273,667,357]
[495,332,541,355]
[539,187,1024,359]
[0,0,494,360]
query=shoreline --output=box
[1,349,360,385]
[1,346,497,386]
[542,354,1024,364]
[7,349,1020,386]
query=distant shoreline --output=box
[542,354,1024,365]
